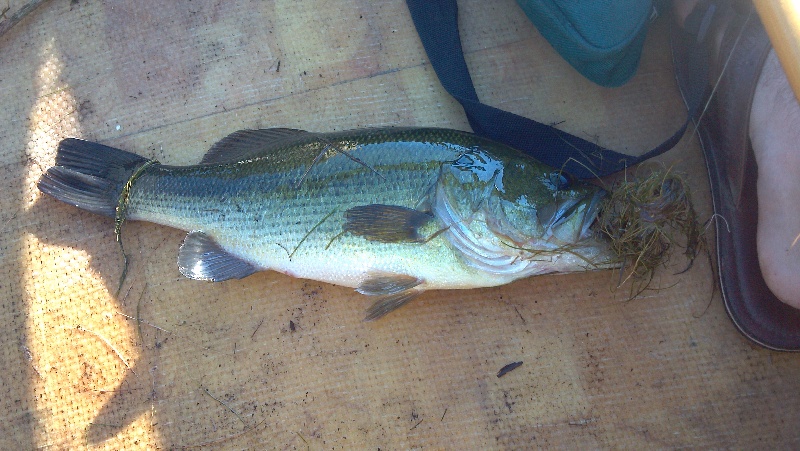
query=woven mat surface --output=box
[1,0,799,448]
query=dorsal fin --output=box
[201,128,312,164]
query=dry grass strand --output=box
[597,165,705,297]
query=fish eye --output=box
[547,172,570,191]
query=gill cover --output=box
[438,149,602,248]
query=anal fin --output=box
[178,231,258,281]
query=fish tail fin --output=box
[37,138,152,218]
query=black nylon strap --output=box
[406,0,703,179]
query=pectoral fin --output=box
[344,204,433,243]
[357,272,424,321]
[178,231,258,281]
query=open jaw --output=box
[433,186,608,278]
[538,189,606,243]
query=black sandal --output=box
[672,1,800,350]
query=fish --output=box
[37,127,616,319]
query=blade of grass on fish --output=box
[294,143,331,188]
[549,129,610,180]
[114,159,159,296]
[501,241,609,268]
[294,139,386,188]
[289,207,338,259]
[560,156,609,189]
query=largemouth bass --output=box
[38,127,615,319]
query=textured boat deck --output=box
[1,0,798,448]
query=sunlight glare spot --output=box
[23,38,146,450]
[24,37,82,211]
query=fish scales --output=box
[125,129,478,288]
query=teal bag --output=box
[516,0,654,87]
[405,0,702,179]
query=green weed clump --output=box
[598,166,705,296]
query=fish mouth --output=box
[434,184,614,276]
[539,189,605,243]
[579,189,605,240]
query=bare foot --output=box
[673,0,800,308]
[749,50,800,308]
